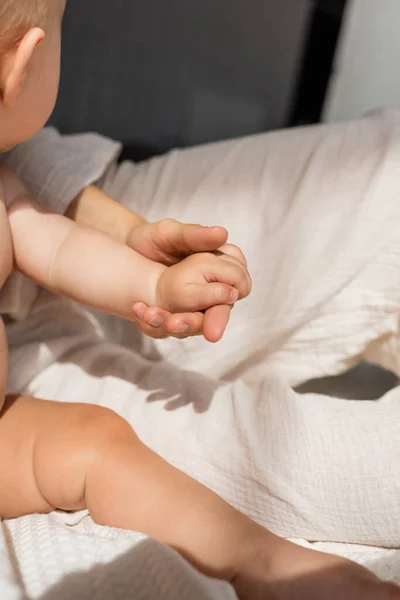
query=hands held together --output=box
[127,219,251,342]
[1,168,250,343]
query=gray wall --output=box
[324,0,400,123]
[51,0,313,149]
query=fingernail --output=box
[149,315,164,328]
[134,307,145,320]
[175,323,189,334]
[230,289,239,303]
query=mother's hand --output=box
[127,218,229,265]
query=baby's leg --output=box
[1,395,397,600]
[0,395,260,579]
[18,310,400,551]
[0,396,295,582]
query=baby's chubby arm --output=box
[1,165,245,320]
[0,164,166,319]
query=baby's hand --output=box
[133,244,251,342]
[128,218,250,342]
[156,249,251,312]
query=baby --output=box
[0,2,399,599]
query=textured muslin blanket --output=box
[2,110,400,598]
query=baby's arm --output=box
[0,162,166,317]
[1,165,247,322]
[8,193,165,319]
[67,185,237,341]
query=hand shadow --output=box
[57,334,222,414]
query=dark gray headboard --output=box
[50,0,313,153]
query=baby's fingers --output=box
[184,283,239,312]
[218,243,248,267]
[132,303,204,339]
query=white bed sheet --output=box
[1,364,398,600]
[4,110,400,598]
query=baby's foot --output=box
[233,537,400,600]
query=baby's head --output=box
[0,0,65,151]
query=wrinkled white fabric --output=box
[2,110,400,598]
[3,128,121,216]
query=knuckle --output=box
[221,243,245,261]
[190,252,207,265]
[234,266,248,288]
[156,218,177,235]
[162,218,178,227]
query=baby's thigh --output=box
[0,395,130,520]
[0,394,48,518]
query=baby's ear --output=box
[0,28,44,107]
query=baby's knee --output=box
[34,403,136,512]
[73,404,136,463]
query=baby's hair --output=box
[0,0,50,52]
